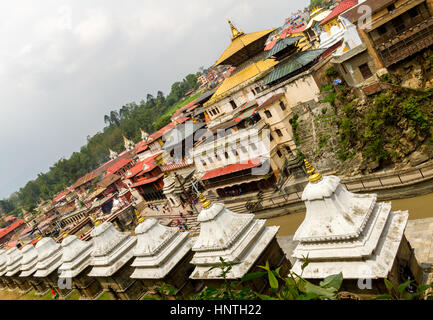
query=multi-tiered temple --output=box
[58,233,103,299]
[87,218,144,300]
[291,161,413,294]
[130,212,196,295]
[190,194,290,291]
[19,243,48,295]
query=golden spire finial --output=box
[304,159,322,183]
[227,19,244,41]
[61,228,69,239]
[134,209,145,224]
[91,213,102,226]
[35,232,42,241]
[19,240,26,247]
[198,192,212,209]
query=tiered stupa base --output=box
[2,277,17,291]
[200,238,291,293]
[0,277,7,290]
[139,249,197,298]
[96,260,145,300]
[11,276,31,294]
[40,270,73,298]
[27,276,49,296]
[73,266,103,300]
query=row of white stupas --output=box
[0,160,409,298]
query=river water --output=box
[265,192,433,237]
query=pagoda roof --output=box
[130,174,164,188]
[320,0,359,26]
[263,49,326,86]
[207,59,278,105]
[201,159,262,181]
[214,28,276,67]
[264,36,303,60]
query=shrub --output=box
[325,67,339,79]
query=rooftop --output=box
[320,0,359,26]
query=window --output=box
[232,150,238,156]
[264,110,272,118]
[285,146,292,154]
[276,129,283,137]
[201,160,207,166]
[251,143,257,151]
[230,100,237,110]
[270,134,274,141]
[240,146,248,154]
[408,7,419,18]
[216,154,222,161]
[251,89,256,95]
[277,150,283,158]
[208,157,214,163]
[359,63,373,80]
[377,25,387,36]
[280,101,286,111]
[224,152,229,159]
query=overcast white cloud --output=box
[0,0,309,198]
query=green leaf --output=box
[397,280,413,295]
[384,278,394,293]
[268,269,279,290]
[304,281,336,299]
[255,292,278,300]
[320,273,343,290]
[241,272,267,282]
[296,292,319,300]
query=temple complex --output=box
[290,161,414,295]
[58,232,103,299]
[34,235,72,298]
[19,243,48,295]
[130,212,196,295]
[87,217,143,300]
[189,193,290,291]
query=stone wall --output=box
[291,97,343,173]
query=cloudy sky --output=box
[0,0,309,199]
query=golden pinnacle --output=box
[304,159,322,183]
[92,213,102,226]
[35,232,42,241]
[198,192,212,209]
[135,209,145,224]
[19,240,26,247]
[61,229,69,239]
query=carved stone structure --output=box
[291,161,412,295]
[19,244,49,295]
[88,220,144,300]
[0,250,8,290]
[190,194,290,291]
[131,217,196,295]
[58,234,103,299]
[34,237,73,298]
[5,247,31,293]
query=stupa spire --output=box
[228,19,244,41]
[134,209,145,224]
[304,159,322,183]
[198,192,212,209]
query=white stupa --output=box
[140,129,150,142]
[34,237,63,277]
[58,233,93,279]
[190,193,280,279]
[87,219,137,277]
[5,247,23,277]
[291,160,409,279]
[130,212,195,279]
[0,250,7,277]
[109,149,118,161]
[123,135,135,152]
[19,244,39,277]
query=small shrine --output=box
[140,129,150,142]
[0,250,8,290]
[58,232,103,299]
[189,194,290,291]
[290,161,413,295]
[34,235,73,298]
[130,211,196,295]
[5,246,31,293]
[123,135,135,152]
[19,243,48,295]
[109,148,118,161]
[87,216,144,300]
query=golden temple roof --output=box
[214,22,275,67]
[206,59,278,105]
